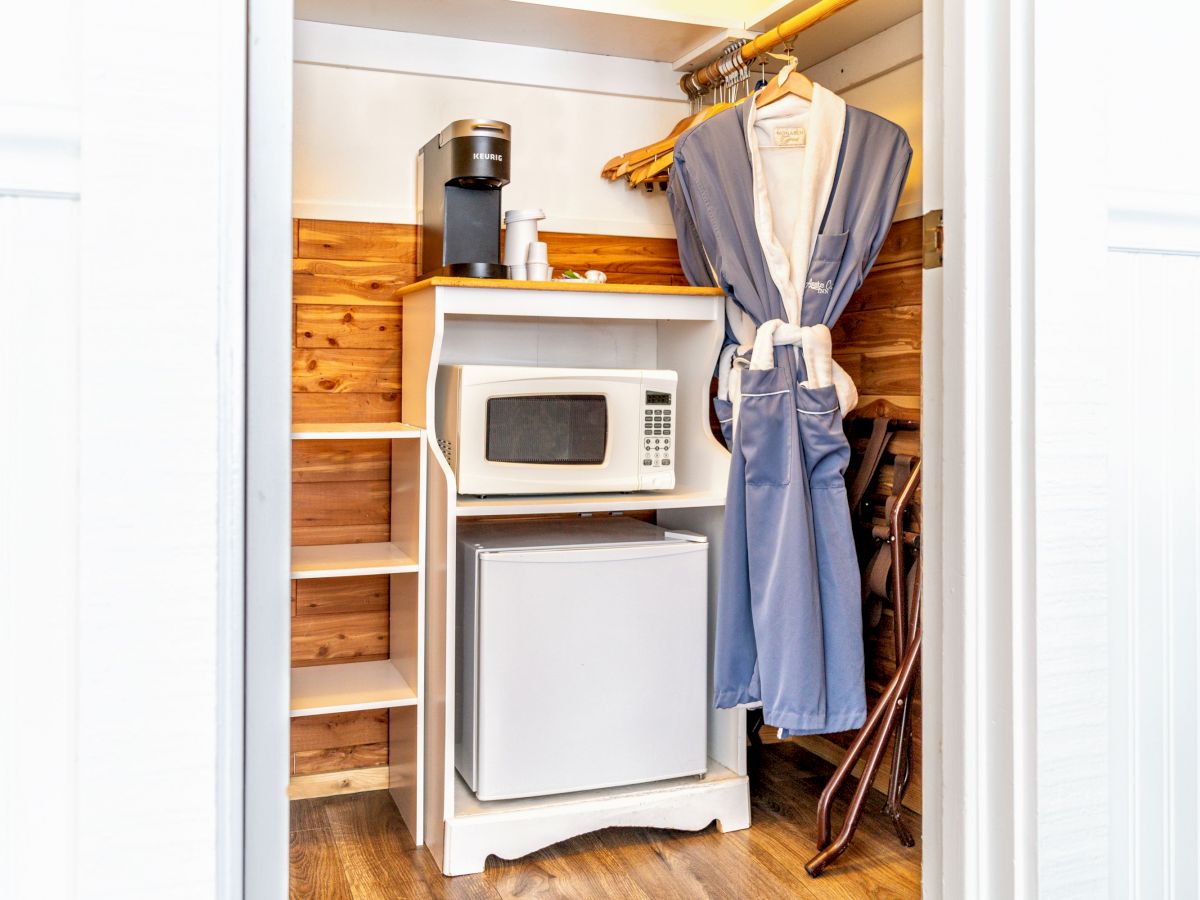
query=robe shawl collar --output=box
[744,82,846,326]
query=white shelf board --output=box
[455,487,725,518]
[290,660,417,717]
[291,542,418,579]
[291,422,422,440]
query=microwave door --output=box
[462,384,639,495]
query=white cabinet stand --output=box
[400,277,751,876]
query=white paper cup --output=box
[508,264,527,280]
[526,241,549,264]
[503,209,544,268]
[526,262,549,281]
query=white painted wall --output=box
[293,24,690,236]
[293,18,924,235]
[840,60,923,221]
[293,61,688,236]
[1,1,245,897]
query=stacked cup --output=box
[525,241,549,281]
[503,209,545,280]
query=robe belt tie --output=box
[722,320,858,424]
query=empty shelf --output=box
[291,422,422,440]
[291,660,417,717]
[291,542,418,579]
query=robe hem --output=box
[777,709,867,739]
[714,690,865,736]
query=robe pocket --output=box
[739,368,796,486]
[802,230,849,313]
[795,383,852,489]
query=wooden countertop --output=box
[395,276,723,299]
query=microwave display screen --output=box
[645,391,672,405]
[486,395,608,465]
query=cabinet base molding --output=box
[439,762,750,876]
[288,765,390,800]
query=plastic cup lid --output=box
[504,209,545,223]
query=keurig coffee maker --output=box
[417,119,511,279]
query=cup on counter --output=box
[526,241,548,264]
[525,241,550,281]
[503,209,545,278]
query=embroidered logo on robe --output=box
[806,279,834,294]
[774,127,807,147]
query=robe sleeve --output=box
[667,156,718,289]
[858,143,912,283]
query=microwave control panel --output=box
[640,389,675,488]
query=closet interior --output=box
[287,0,928,895]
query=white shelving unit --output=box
[401,277,751,876]
[289,422,427,844]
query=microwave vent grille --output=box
[438,437,454,468]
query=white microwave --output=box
[436,364,677,495]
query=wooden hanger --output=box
[754,56,814,108]
[604,100,733,182]
[601,109,701,178]
[626,100,735,186]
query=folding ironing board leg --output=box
[883,464,921,842]
[892,563,923,812]
[806,631,923,877]
[813,663,897,850]
[882,685,917,847]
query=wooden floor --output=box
[290,742,921,899]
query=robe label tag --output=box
[774,126,807,147]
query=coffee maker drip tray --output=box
[438,262,509,279]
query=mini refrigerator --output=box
[455,517,708,801]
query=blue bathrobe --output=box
[669,84,911,736]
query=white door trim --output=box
[244,0,295,897]
[924,0,1039,896]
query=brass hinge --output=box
[923,208,944,269]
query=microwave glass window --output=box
[485,395,608,465]
[645,391,672,405]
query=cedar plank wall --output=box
[290,218,922,811]
[289,220,691,784]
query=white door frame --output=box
[239,1,1042,896]
[922,0,1039,896]
[243,1,295,898]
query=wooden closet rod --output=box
[679,0,861,95]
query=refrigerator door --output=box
[474,540,707,800]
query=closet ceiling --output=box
[295,0,921,68]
